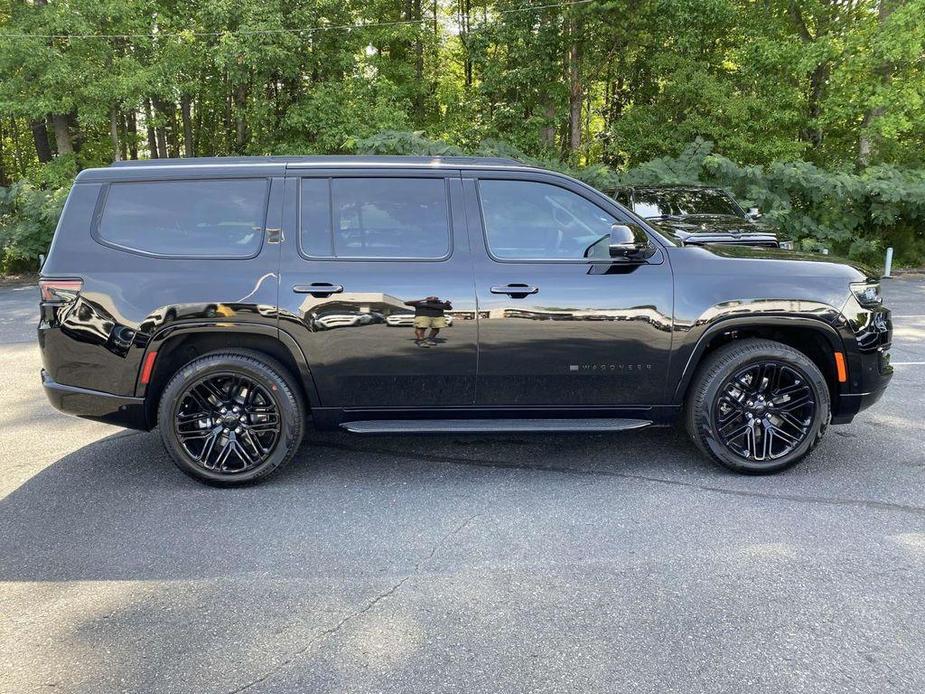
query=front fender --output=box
[670,300,848,404]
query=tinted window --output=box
[632,189,741,218]
[478,180,615,260]
[97,179,268,257]
[300,178,451,259]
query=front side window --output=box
[300,177,451,259]
[97,179,268,257]
[478,179,616,260]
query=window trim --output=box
[91,177,271,260]
[296,175,454,263]
[475,177,628,265]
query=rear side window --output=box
[97,179,268,257]
[300,177,451,259]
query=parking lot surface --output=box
[2,277,924,693]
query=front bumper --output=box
[42,370,149,430]
[830,304,893,424]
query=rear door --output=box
[464,171,674,407]
[277,168,478,410]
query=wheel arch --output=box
[674,316,846,410]
[137,322,319,428]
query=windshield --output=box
[633,189,742,219]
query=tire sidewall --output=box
[158,354,302,485]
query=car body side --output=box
[38,158,892,431]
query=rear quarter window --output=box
[95,179,269,258]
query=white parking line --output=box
[892,361,925,365]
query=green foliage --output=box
[0,1,924,270]
[0,181,69,272]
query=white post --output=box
[883,247,893,279]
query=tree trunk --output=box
[458,0,473,87]
[52,114,74,155]
[30,118,53,163]
[858,0,900,167]
[0,118,7,187]
[125,111,137,160]
[234,84,248,153]
[567,2,583,154]
[413,0,425,121]
[540,102,557,148]
[194,96,206,155]
[109,107,122,162]
[119,115,128,161]
[143,99,159,158]
[801,63,828,150]
[166,103,180,158]
[181,95,194,157]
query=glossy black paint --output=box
[39,156,892,433]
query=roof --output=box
[109,155,527,169]
[76,154,540,184]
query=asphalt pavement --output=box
[1,277,924,693]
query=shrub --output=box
[0,181,70,273]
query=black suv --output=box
[609,184,792,249]
[39,156,892,485]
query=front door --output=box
[278,170,478,409]
[464,173,674,407]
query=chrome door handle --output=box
[293,283,344,296]
[490,284,539,297]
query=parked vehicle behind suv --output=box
[39,156,892,485]
[609,184,794,249]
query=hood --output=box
[646,214,777,240]
[701,244,880,280]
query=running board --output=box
[340,418,652,434]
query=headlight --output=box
[850,281,882,307]
[778,240,794,250]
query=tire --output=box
[685,338,830,474]
[157,350,305,486]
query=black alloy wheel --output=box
[686,338,830,474]
[173,372,281,474]
[712,361,816,462]
[158,351,304,485]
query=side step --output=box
[340,418,652,434]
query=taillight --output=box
[39,278,82,302]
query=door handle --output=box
[490,284,539,297]
[293,283,344,296]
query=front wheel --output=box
[685,339,830,474]
[157,351,305,485]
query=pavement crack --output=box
[226,513,480,694]
[312,440,925,517]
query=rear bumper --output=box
[42,370,149,430]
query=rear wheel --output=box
[157,351,304,485]
[685,339,830,474]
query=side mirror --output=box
[609,223,654,261]
[747,207,762,220]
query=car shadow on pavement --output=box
[0,424,712,584]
